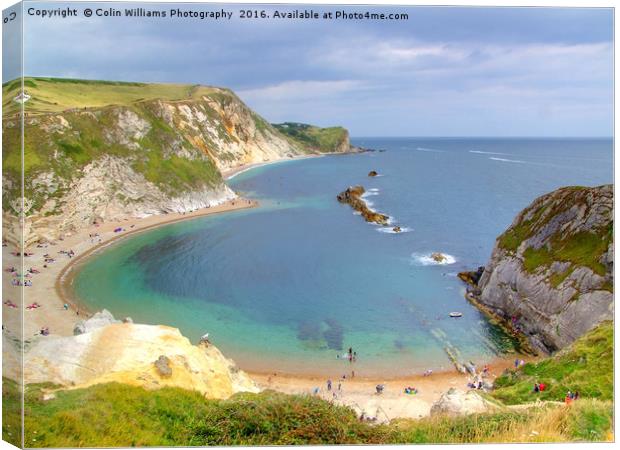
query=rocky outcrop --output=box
[24,312,259,398]
[337,185,389,225]
[461,185,613,353]
[430,388,498,416]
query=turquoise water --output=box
[73,138,612,377]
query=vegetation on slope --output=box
[492,321,613,405]
[2,321,613,446]
[2,101,222,214]
[3,369,612,446]
[273,122,349,153]
[496,185,612,289]
[2,77,220,116]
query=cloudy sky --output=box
[8,2,614,136]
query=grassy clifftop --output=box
[2,77,223,116]
[2,78,354,247]
[273,122,350,153]
[3,321,613,446]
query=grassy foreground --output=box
[492,321,613,405]
[1,381,611,446]
[2,323,613,446]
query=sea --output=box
[73,138,613,377]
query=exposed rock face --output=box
[73,309,120,335]
[337,185,389,225]
[464,185,613,353]
[3,82,354,246]
[25,312,259,398]
[430,388,497,416]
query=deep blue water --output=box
[74,138,613,376]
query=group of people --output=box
[514,358,526,368]
[533,382,547,393]
[337,347,358,363]
[59,249,76,258]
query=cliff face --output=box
[23,311,259,399]
[471,185,613,353]
[2,78,354,245]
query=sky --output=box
[5,2,615,137]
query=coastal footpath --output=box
[459,184,613,353]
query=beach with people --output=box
[2,198,258,345]
[2,177,532,421]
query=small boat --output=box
[449,312,463,318]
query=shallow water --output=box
[74,137,612,377]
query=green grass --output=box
[4,378,611,447]
[2,378,22,447]
[496,186,612,285]
[491,321,613,405]
[2,77,222,116]
[6,322,614,446]
[273,122,349,153]
[523,231,610,277]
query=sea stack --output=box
[337,186,389,225]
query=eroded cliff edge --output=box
[13,310,259,399]
[2,78,356,245]
[460,184,613,354]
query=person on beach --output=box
[63,304,69,311]
[338,382,341,391]
[327,379,332,391]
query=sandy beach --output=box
[2,198,257,341]
[2,154,531,420]
[249,356,523,421]
[222,153,331,180]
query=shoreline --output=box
[55,198,259,320]
[4,150,534,420]
[222,148,366,180]
[246,355,527,420]
[3,198,257,340]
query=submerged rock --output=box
[337,185,389,226]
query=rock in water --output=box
[431,252,447,263]
[465,185,613,353]
[393,226,402,233]
[368,170,378,177]
[337,185,389,226]
[430,388,496,416]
